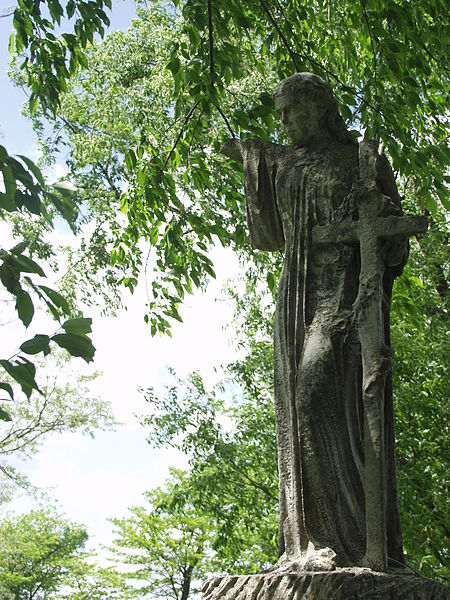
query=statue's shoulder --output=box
[240,138,283,157]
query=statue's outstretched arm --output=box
[221,138,244,163]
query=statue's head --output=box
[273,72,355,147]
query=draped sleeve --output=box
[242,140,285,251]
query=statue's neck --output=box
[296,130,337,152]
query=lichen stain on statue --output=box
[205,73,445,599]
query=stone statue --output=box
[204,73,445,598]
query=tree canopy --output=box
[0,508,132,599]
[0,351,116,502]
[17,0,448,332]
[0,508,88,599]
[110,469,215,600]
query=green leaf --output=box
[8,32,14,55]
[77,50,88,68]
[0,407,12,422]
[39,285,71,315]
[51,333,95,362]
[440,194,450,211]
[22,189,41,215]
[125,149,137,172]
[10,241,29,256]
[17,155,46,186]
[421,194,438,215]
[16,290,34,327]
[52,180,77,196]
[66,0,75,18]
[0,263,18,294]
[10,254,45,276]
[187,26,200,51]
[29,95,39,116]
[266,272,276,292]
[46,191,78,229]
[167,56,181,76]
[20,335,51,355]
[341,93,357,107]
[408,275,424,289]
[340,103,353,122]
[0,382,14,401]
[0,358,40,398]
[62,317,92,335]
[0,191,16,211]
[1,164,17,208]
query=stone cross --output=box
[312,140,428,571]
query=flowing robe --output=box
[241,139,405,567]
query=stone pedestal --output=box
[202,569,449,600]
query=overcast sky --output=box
[1,0,241,552]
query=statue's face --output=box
[275,91,326,147]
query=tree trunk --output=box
[181,565,194,600]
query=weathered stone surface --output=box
[219,73,443,593]
[222,72,411,571]
[202,570,449,600]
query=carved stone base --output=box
[202,569,449,599]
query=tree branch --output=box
[55,217,108,284]
[422,44,450,73]
[259,0,300,71]
[97,161,122,201]
[430,544,446,569]
[271,0,396,127]
[217,107,236,138]
[187,109,205,162]
[360,0,378,86]
[220,449,277,501]
[165,101,201,166]
[207,0,215,85]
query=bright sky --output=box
[0,0,241,553]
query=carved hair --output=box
[273,72,356,145]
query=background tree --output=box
[141,372,278,574]
[390,213,449,581]
[0,351,117,503]
[0,508,88,599]
[140,276,280,573]
[19,3,242,332]
[0,507,131,600]
[110,469,215,600]
[60,561,132,600]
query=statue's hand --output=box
[375,192,408,267]
[377,192,402,218]
[221,138,244,163]
[372,191,407,267]
[352,183,408,267]
[353,183,401,218]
